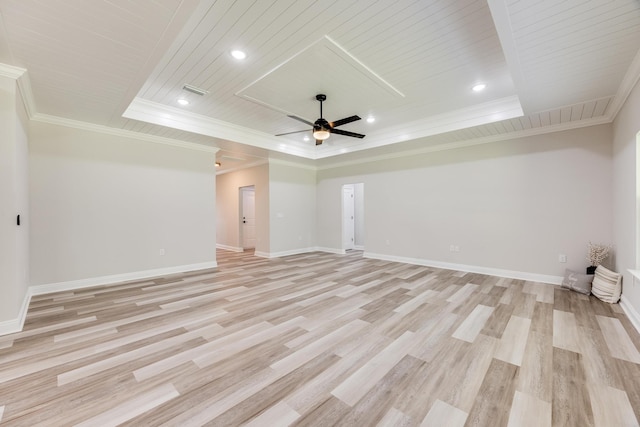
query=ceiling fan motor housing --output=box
[314,118,330,129]
[276,93,364,143]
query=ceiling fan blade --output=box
[275,129,309,136]
[330,115,361,128]
[331,128,365,139]
[287,115,314,126]
[315,139,323,146]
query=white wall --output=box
[29,121,217,286]
[216,163,269,254]
[317,125,613,280]
[268,160,316,255]
[613,77,640,318]
[0,74,29,327]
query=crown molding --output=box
[315,96,524,159]
[606,48,640,121]
[0,62,25,79]
[32,113,219,154]
[0,63,37,118]
[123,97,314,159]
[15,69,36,118]
[317,113,612,171]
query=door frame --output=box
[342,184,355,250]
[239,185,256,250]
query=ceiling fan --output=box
[276,94,365,145]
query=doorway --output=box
[240,186,256,250]
[342,185,355,250]
[342,183,365,251]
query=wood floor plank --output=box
[441,334,498,413]
[244,401,301,427]
[465,358,518,427]
[206,352,340,427]
[596,315,640,364]
[578,325,625,390]
[552,347,594,427]
[331,330,416,406]
[133,321,273,382]
[446,283,479,305]
[336,355,425,426]
[421,399,467,427]
[507,390,551,427]
[587,383,639,427]
[613,358,640,424]
[553,309,580,353]
[452,304,495,343]
[271,319,368,375]
[74,382,180,427]
[285,332,391,414]
[494,315,532,366]
[377,407,412,427]
[58,323,219,385]
[0,249,639,425]
[480,303,515,339]
[517,331,553,403]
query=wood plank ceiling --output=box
[0,0,639,167]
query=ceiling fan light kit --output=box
[313,128,330,140]
[276,94,365,146]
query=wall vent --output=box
[182,84,208,96]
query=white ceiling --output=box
[0,0,639,172]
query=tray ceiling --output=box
[0,0,639,168]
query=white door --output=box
[241,187,256,249]
[342,185,355,250]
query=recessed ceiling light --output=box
[230,50,246,60]
[366,116,375,123]
[177,99,189,106]
[472,83,487,92]
[215,161,221,168]
[303,136,310,141]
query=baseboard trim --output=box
[315,247,347,255]
[255,247,317,258]
[216,244,244,252]
[29,261,219,296]
[254,247,347,259]
[0,261,219,337]
[354,245,365,251]
[270,248,318,258]
[620,295,640,335]
[363,252,563,285]
[0,290,33,336]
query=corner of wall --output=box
[621,295,640,334]
[0,289,32,336]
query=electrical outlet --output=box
[159,248,165,256]
[558,254,567,263]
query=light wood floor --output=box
[1,250,640,426]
